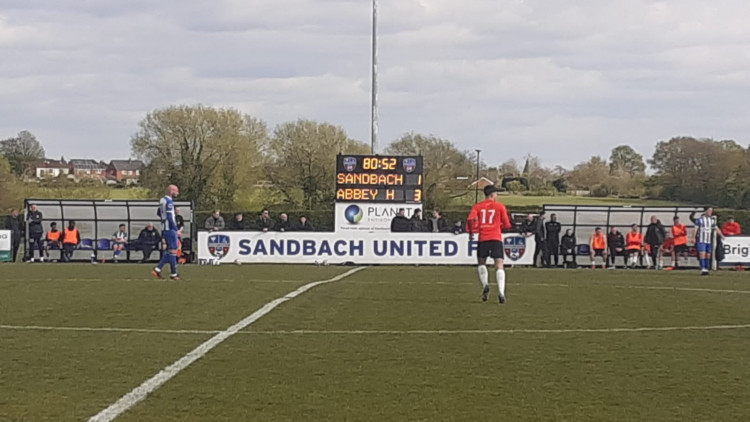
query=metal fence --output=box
[23,199,195,262]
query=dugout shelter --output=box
[23,199,195,263]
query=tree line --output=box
[1,104,749,212]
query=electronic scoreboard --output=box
[335,154,423,203]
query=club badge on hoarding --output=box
[504,236,526,261]
[343,157,357,172]
[208,234,231,259]
[403,158,417,173]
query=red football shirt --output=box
[467,200,512,242]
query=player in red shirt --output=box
[467,185,512,304]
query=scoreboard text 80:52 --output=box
[335,155,423,204]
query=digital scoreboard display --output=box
[335,155,423,203]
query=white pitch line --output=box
[86,266,366,422]
[244,324,750,335]
[0,325,216,335]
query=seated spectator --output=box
[108,224,128,263]
[138,223,161,263]
[428,210,448,233]
[45,222,62,260]
[390,209,410,232]
[452,220,465,235]
[410,209,426,232]
[607,227,625,269]
[625,224,644,269]
[61,220,81,262]
[561,229,577,268]
[589,227,608,269]
[257,210,274,232]
[296,216,314,231]
[230,213,246,231]
[205,210,225,232]
[277,213,293,232]
[722,217,742,236]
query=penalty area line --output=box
[86,266,366,422]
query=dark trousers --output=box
[608,248,624,267]
[142,243,158,262]
[28,235,44,259]
[648,244,661,267]
[562,249,576,267]
[534,240,548,267]
[62,243,75,262]
[11,234,21,262]
[546,241,559,267]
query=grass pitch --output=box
[1,264,749,421]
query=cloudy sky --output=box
[1,0,749,168]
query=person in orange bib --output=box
[61,220,81,262]
[589,227,608,269]
[625,224,644,268]
[45,222,62,260]
[671,216,689,269]
[660,233,674,270]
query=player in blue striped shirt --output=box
[152,185,181,280]
[690,206,724,276]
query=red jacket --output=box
[722,222,742,236]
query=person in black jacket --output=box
[230,213,246,231]
[295,216,314,231]
[138,223,161,262]
[26,204,44,262]
[4,209,23,262]
[645,216,667,269]
[409,209,426,232]
[257,210,274,232]
[607,227,626,269]
[545,214,562,267]
[390,209,410,232]
[561,229,577,268]
[277,213,293,232]
[521,213,547,267]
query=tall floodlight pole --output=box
[475,149,482,203]
[371,0,379,154]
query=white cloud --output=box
[0,0,749,167]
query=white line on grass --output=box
[245,324,750,335]
[0,325,216,335]
[86,266,366,422]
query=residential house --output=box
[107,159,144,184]
[35,159,70,179]
[69,159,108,181]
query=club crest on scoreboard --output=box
[343,157,357,172]
[208,234,231,259]
[403,158,417,173]
[503,236,526,261]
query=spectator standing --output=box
[175,207,185,239]
[522,213,547,268]
[452,220,465,235]
[545,214,562,267]
[109,224,128,263]
[607,227,625,269]
[390,209,410,232]
[671,216,689,269]
[257,210,274,232]
[27,204,44,262]
[722,217,742,236]
[4,209,23,262]
[296,216,314,231]
[45,222,62,261]
[61,220,80,262]
[427,210,448,233]
[277,213,293,232]
[204,210,225,232]
[645,216,666,269]
[560,229,577,268]
[138,223,161,262]
[410,209,426,232]
[230,213,246,231]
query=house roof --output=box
[70,159,106,169]
[36,159,68,169]
[110,159,144,171]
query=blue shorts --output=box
[163,230,178,250]
[696,242,712,253]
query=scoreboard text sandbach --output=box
[335,155,423,203]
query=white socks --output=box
[496,269,506,297]
[478,265,489,288]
